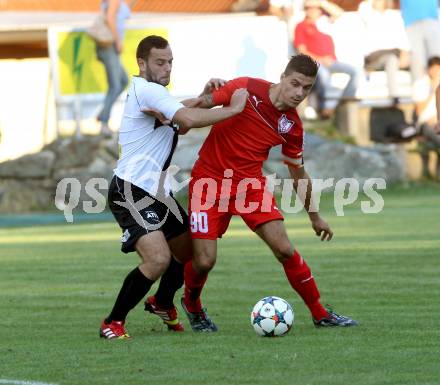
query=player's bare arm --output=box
[141,81,239,131]
[199,93,216,108]
[141,108,171,125]
[181,93,216,109]
[173,88,248,130]
[143,93,216,121]
[141,94,237,135]
[180,78,225,108]
[288,164,333,241]
[175,90,243,135]
[199,78,226,96]
[141,90,235,135]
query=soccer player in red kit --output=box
[180,54,358,331]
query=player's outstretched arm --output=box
[141,108,171,125]
[181,93,217,109]
[288,165,333,241]
[173,88,248,130]
[198,78,226,97]
[140,89,240,135]
[180,78,226,109]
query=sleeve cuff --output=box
[283,155,304,169]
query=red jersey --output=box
[294,20,336,60]
[192,77,304,183]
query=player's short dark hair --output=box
[136,35,169,60]
[427,56,440,68]
[284,54,319,77]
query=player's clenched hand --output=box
[311,216,333,241]
[230,88,249,113]
[141,108,171,125]
[200,78,227,96]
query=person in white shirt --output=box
[413,56,440,178]
[359,0,410,101]
[99,35,248,339]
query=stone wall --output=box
[0,131,405,213]
[0,135,117,213]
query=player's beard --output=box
[146,66,170,87]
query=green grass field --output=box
[1,184,439,385]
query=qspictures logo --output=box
[54,161,386,226]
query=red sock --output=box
[183,261,208,313]
[282,250,328,321]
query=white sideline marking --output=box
[0,379,59,385]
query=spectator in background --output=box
[268,0,308,51]
[294,0,359,119]
[96,0,132,137]
[400,0,440,85]
[231,0,269,13]
[436,84,440,132]
[358,0,410,103]
[268,0,294,20]
[413,57,440,178]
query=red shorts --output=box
[188,176,284,239]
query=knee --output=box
[387,54,399,64]
[140,251,171,278]
[193,251,216,274]
[155,252,172,272]
[349,68,359,79]
[272,242,294,263]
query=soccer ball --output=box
[251,296,294,337]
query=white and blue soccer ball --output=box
[251,296,294,337]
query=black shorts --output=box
[108,176,189,253]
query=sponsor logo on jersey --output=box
[278,114,294,134]
[252,95,263,108]
[121,229,130,243]
[145,211,160,221]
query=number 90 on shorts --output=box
[190,212,209,233]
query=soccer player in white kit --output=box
[100,35,248,339]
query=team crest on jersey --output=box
[278,114,294,134]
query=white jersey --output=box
[114,76,184,196]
